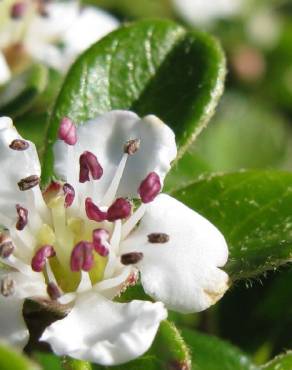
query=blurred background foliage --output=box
[1,0,292,367]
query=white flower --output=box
[0,0,119,84]
[0,111,229,365]
[171,0,244,26]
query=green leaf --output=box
[43,18,225,183]
[172,171,292,280]
[0,64,48,118]
[33,352,62,370]
[94,357,160,370]
[262,352,292,370]
[182,329,258,370]
[0,343,40,370]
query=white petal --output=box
[53,110,177,203]
[0,52,11,85]
[0,271,46,349]
[0,117,43,224]
[62,7,119,61]
[121,194,229,313]
[41,291,167,365]
[172,0,243,25]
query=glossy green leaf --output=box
[172,171,292,280]
[43,18,225,183]
[0,343,40,370]
[0,64,48,118]
[182,329,258,370]
[94,357,160,370]
[262,352,292,370]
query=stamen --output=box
[9,139,29,151]
[102,153,128,205]
[0,276,15,297]
[79,151,103,183]
[18,175,40,191]
[85,198,107,222]
[148,233,169,243]
[0,240,14,258]
[70,242,94,272]
[58,117,77,145]
[121,252,143,265]
[16,204,28,230]
[31,245,56,272]
[10,2,27,19]
[107,198,131,222]
[138,172,161,203]
[93,229,109,257]
[124,139,140,155]
[121,203,146,240]
[47,282,62,300]
[63,183,75,208]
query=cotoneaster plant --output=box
[0,111,229,365]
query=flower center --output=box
[0,118,163,303]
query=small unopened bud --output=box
[47,282,62,300]
[10,2,27,19]
[16,204,28,230]
[58,117,77,145]
[92,229,109,257]
[70,242,94,272]
[85,198,107,222]
[63,183,75,208]
[121,252,143,265]
[138,172,161,203]
[0,241,14,258]
[79,151,103,183]
[148,233,169,244]
[124,139,140,155]
[107,198,131,221]
[31,245,56,272]
[18,175,39,191]
[9,139,29,151]
[0,276,15,297]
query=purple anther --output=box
[138,172,161,203]
[63,183,75,208]
[79,151,103,183]
[58,117,77,145]
[92,229,109,257]
[85,198,107,222]
[18,175,40,191]
[107,198,131,222]
[9,139,29,151]
[31,245,56,272]
[70,241,94,272]
[121,252,144,265]
[10,2,27,19]
[16,204,28,230]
